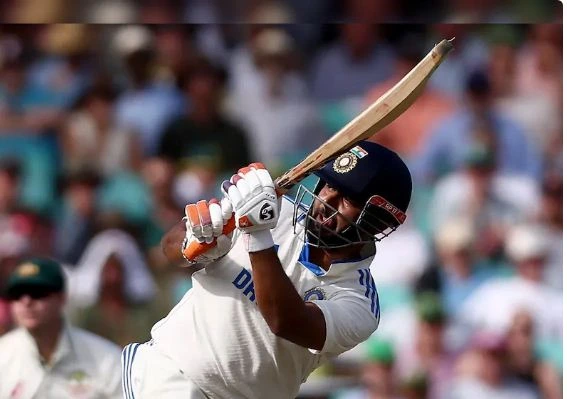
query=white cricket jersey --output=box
[0,324,122,399]
[151,198,381,399]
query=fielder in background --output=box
[0,258,123,399]
[122,140,412,398]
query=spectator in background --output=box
[444,0,516,22]
[365,34,454,159]
[426,25,489,100]
[538,174,562,290]
[369,216,429,311]
[113,25,185,156]
[0,158,21,216]
[396,293,455,399]
[0,35,59,134]
[153,25,195,89]
[61,80,142,176]
[67,229,161,347]
[336,338,400,399]
[413,69,542,184]
[227,27,325,171]
[398,373,428,399]
[0,158,24,335]
[53,169,101,265]
[139,157,185,274]
[159,56,252,203]
[488,39,560,163]
[0,159,52,263]
[515,25,562,114]
[427,142,541,258]
[27,24,93,113]
[459,224,562,346]
[505,311,562,399]
[415,217,508,318]
[0,258,123,398]
[450,331,539,399]
[140,158,180,236]
[310,24,394,103]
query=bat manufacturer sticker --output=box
[333,152,358,174]
[259,202,275,220]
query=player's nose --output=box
[320,190,341,207]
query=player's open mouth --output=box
[315,209,338,230]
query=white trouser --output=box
[121,341,207,399]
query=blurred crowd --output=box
[0,0,562,23]
[0,2,563,398]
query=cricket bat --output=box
[183,38,454,261]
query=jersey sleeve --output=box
[308,269,380,356]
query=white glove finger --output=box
[220,197,233,223]
[209,202,223,237]
[240,167,262,195]
[222,180,243,208]
[255,168,275,191]
[235,176,251,200]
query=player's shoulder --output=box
[0,327,26,348]
[323,266,377,296]
[69,326,122,355]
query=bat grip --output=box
[182,184,289,263]
[182,216,237,262]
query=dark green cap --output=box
[5,258,65,298]
[415,292,446,324]
[365,338,395,365]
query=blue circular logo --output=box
[303,287,326,301]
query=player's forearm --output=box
[161,219,186,263]
[250,248,325,350]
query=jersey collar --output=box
[297,242,376,277]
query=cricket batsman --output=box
[121,140,412,398]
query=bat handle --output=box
[182,216,237,262]
[182,184,289,263]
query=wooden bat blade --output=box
[183,38,453,262]
[275,38,453,190]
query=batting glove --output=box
[182,198,234,264]
[222,163,279,252]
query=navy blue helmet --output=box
[293,141,413,248]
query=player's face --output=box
[10,289,64,331]
[309,184,363,238]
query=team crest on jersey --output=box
[333,152,358,174]
[66,370,93,396]
[303,287,326,301]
